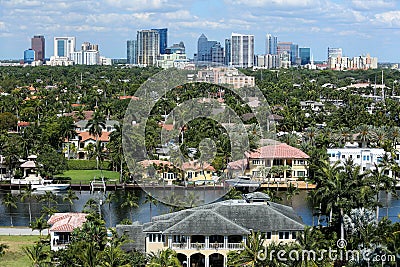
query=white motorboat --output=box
[32,182,70,192]
[226,176,261,188]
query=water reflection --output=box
[0,189,399,227]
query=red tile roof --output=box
[139,160,173,168]
[48,213,88,233]
[247,143,309,159]
[161,124,174,131]
[118,96,139,100]
[227,159,248,170]
[18,121,30,127]
[79,131,110,142]
[182,161,215,171]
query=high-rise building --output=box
[31,35,45,61]
[211,42,224,65]
[165,41,185,54]
[277,42,299,65]
[24,49,35,64]
[152,28,167,54]
[137,30,159,66]
[54,37,76,58]
[197,34,217,63]
[70,42,100,65]
[266,34,278,55]
[299,47,311,65]
[224,39,231,66]
[290,43,299,65]
[231,33,254,68]
[328,47,342,59]
[81,42,98,51]
[127,40,137,64]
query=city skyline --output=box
[1,0,400,62]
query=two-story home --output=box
[227,143,309,182]
[117,192,304,267]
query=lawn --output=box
[0,235,43,267]
[57,170,120,184]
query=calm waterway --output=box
[0,189,399,227]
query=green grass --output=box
[58,170,120,184]
[0,235,43,267]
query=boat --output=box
[225,176,261,188]
[32,181,70,192]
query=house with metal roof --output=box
[117,192,304,267]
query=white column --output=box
[168,236,172,248]
[224,236,228,249]
[205,256,210,267]
[187,256,190,267]
[205,236,209,249]
[187,236,191,249]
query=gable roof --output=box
[247,143,309,159]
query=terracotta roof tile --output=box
[79,131,110,142]
[247,143,309,159]
[48,213,88,233]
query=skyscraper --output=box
[224,39,231,66]
[231,33,254,68]
[127,40,137,64]
[211,42,224,65]
[299,47,311,65]
[31,35,45,61]
[290,43,299,65]
[152,28,167,54]
[24,49,35,64]
[54,37,76,58]
[197,34,217,63]
[137,30,159,66]
[328,47,342,59]
[266,34,278,55]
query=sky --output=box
[1,0,400,62]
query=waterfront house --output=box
[227,143,309,182]
[48,213,88,251]
[11,155,43,185]
[139,160,178,185]
[182,160,216,184]
[327,145,396,175]
[117,192,304,267]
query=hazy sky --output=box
[1,0,400,62]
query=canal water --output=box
[0,189,399,227]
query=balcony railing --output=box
[170,242,244,250]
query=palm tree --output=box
[20,186,34,224]
[262,189,282,202]
[183,192,201,208]
[2,192,17,226]
[143,193,158,222]
[105,192,116,227]
[147,248,181,267]
[285,183,300,206]
[39,191,57,210]
[59,116,77,159]
[23,242,49,267]
[30,216,49,236]
[63,188,79,212]
[86,111,106,170]
[121,191,139,222]
[223,188,243,200]
[227,231,266,267]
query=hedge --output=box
[67,160,111,170]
